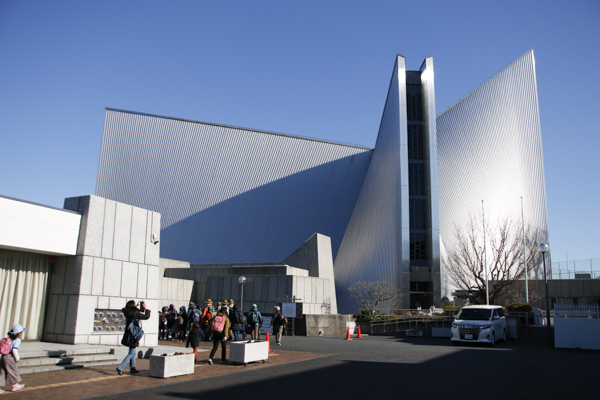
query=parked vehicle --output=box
[450,305,507,346]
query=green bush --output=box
[506,302,532,312]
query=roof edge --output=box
[104,108,373,151]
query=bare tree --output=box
[444,216,544,305]
[348,278,399,312]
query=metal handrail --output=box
[368,315,455,334]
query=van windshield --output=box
[456,308,492,321]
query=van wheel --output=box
[490,332,496,346]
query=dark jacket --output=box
[271,312,286,328]
[229,309,244,331]
[186,326,205,348]
[121,306,151,348]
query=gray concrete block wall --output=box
[44,195,161,346]
[158,277,193,310]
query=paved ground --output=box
[4,335,598,399]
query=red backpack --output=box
[0,338,12,355]
[211,315,226,333]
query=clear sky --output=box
[1,1,599,263]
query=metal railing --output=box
[550,258,600,279]
[555,304,600,319]
[367,312,455,334]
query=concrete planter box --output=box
[229,341,269,365]
[148,353,194,378]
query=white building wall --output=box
[0,195,81,255]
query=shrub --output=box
[506,302,532,313]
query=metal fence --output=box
[554,304,600,319]
[550,258,600,279]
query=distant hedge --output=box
[506,302,532,312]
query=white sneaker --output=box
[12,384,24,392]
[208,359,213,365]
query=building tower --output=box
[333,55,440,312]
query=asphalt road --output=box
[91,334,598,400]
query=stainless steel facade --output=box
[96,50,549,314]
[333,55,440,313]
[437,50,550,293]
[96,109,372,264]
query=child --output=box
[185,322,205,363]
[0,324,26,392]
[176,317,186,342]
[159,313,168,340]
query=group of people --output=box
[157,299,288,365]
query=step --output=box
[19,353,118,368]
[19,360,119,375]
[20,347,114,359]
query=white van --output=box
[450,305,507,346]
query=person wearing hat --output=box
[270,306,287,346]
[0,324,26,392]
[186,302,199,330]
[201,299,214,341]
[247,304,263,341]
[207,305,230,365]
[166,304,177,340]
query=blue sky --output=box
[1,1,599,263]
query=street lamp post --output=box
[538,243,551,341]
[238,276,246,311]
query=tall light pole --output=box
[238,276,246,311]
[482,200,489,305]
[521,197,528,304]
[538,243,551,341]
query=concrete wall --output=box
[44,195,161,346]
[158,258,194,310]
[283,234,337,314]
[554,318,600,350]
[297,314,355,336]
[0,195,81,255]
[203,273,333,315]
[163,233,338,315]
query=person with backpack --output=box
[207,305,230,365]
[185,322,205,364]
[247,304,263,341]
[166,304,177,340]
[270,306,287,346]
[116,300,151,375]
[200,299,214,341]
[186,302,200,330]
[0,324,26,392]
[229,303,245,342]
[179,305,188,330]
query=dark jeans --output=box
[209,333,227,361]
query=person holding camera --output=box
[116,300,151,375]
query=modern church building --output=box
[93,49,549,315]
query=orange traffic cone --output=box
[345,326,352,340]
[266,331,274,352]
[356,325,362,338]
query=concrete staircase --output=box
[19,348,119,374]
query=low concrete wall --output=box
[296,314,354,336]
[555,318,600,350]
